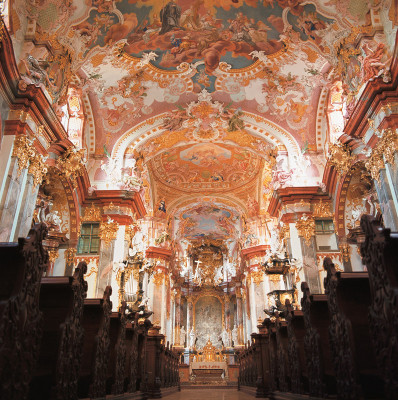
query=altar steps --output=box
[181,383,238,389]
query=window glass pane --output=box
[90,237,100,253]
[91,224,100,235]
[81,224,91,235]
[77,237,90,254]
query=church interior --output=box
[0,0,398,399]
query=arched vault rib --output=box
[111,112,302,164]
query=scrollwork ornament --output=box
[339,242,351,262]
[313,200,333,218]
[64,247,77,265]
[0,17,4,47]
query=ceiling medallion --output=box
[162,89,245,142]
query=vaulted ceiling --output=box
[8,0,396,241]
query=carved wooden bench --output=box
[323,257,384,399]
[77,287,112,399]
[301,282,336,398]
[0,223,48,400]
[285,300,308,395]
[360,215,398,398]
[106,303,127,396]
[29,262,87,400]
[275,315,290,393]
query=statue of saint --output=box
[221,328,230,348]
[179,325,186,347]
[189,328,196,349]
[232,325,238,346]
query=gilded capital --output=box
[48,249,59,264]
[28,153,48,188]
[365,128,398,182]
[99,216,119,245]
[295,214,315,245]
[56,146,86,188]
[328,142,355,176]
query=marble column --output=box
[15,173,39,240]
[290,222,321,299]
[186,296,193,347]
[174,290,181,345]
[235,289,244,345]
[96,240,115,298]
[0,156,28,241]
[160,277,166,334]
[249,276,257,334]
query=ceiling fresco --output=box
[150,142,263,191]
[7,0,397,242]
[175,203,240,240]
[12,0,394,153]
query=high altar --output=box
[190,340,228,383]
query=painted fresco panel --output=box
[194,295,222,349]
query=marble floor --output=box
[164,389,254,400]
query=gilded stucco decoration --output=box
[12,135,47,187]
[81,203,102,222]
[48,249,59,264]
[56,147,86,188]
[328,142,355,176]
[28,152,48,189]
[64,247,76,265]
[99,216,119,245]
[339,242,351,262]
[313,200,333,218]
[365,128,398,182]
[295,214,315,245]
[251,270,264,285]
[152,270,165,287]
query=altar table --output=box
[190,361,228,378]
